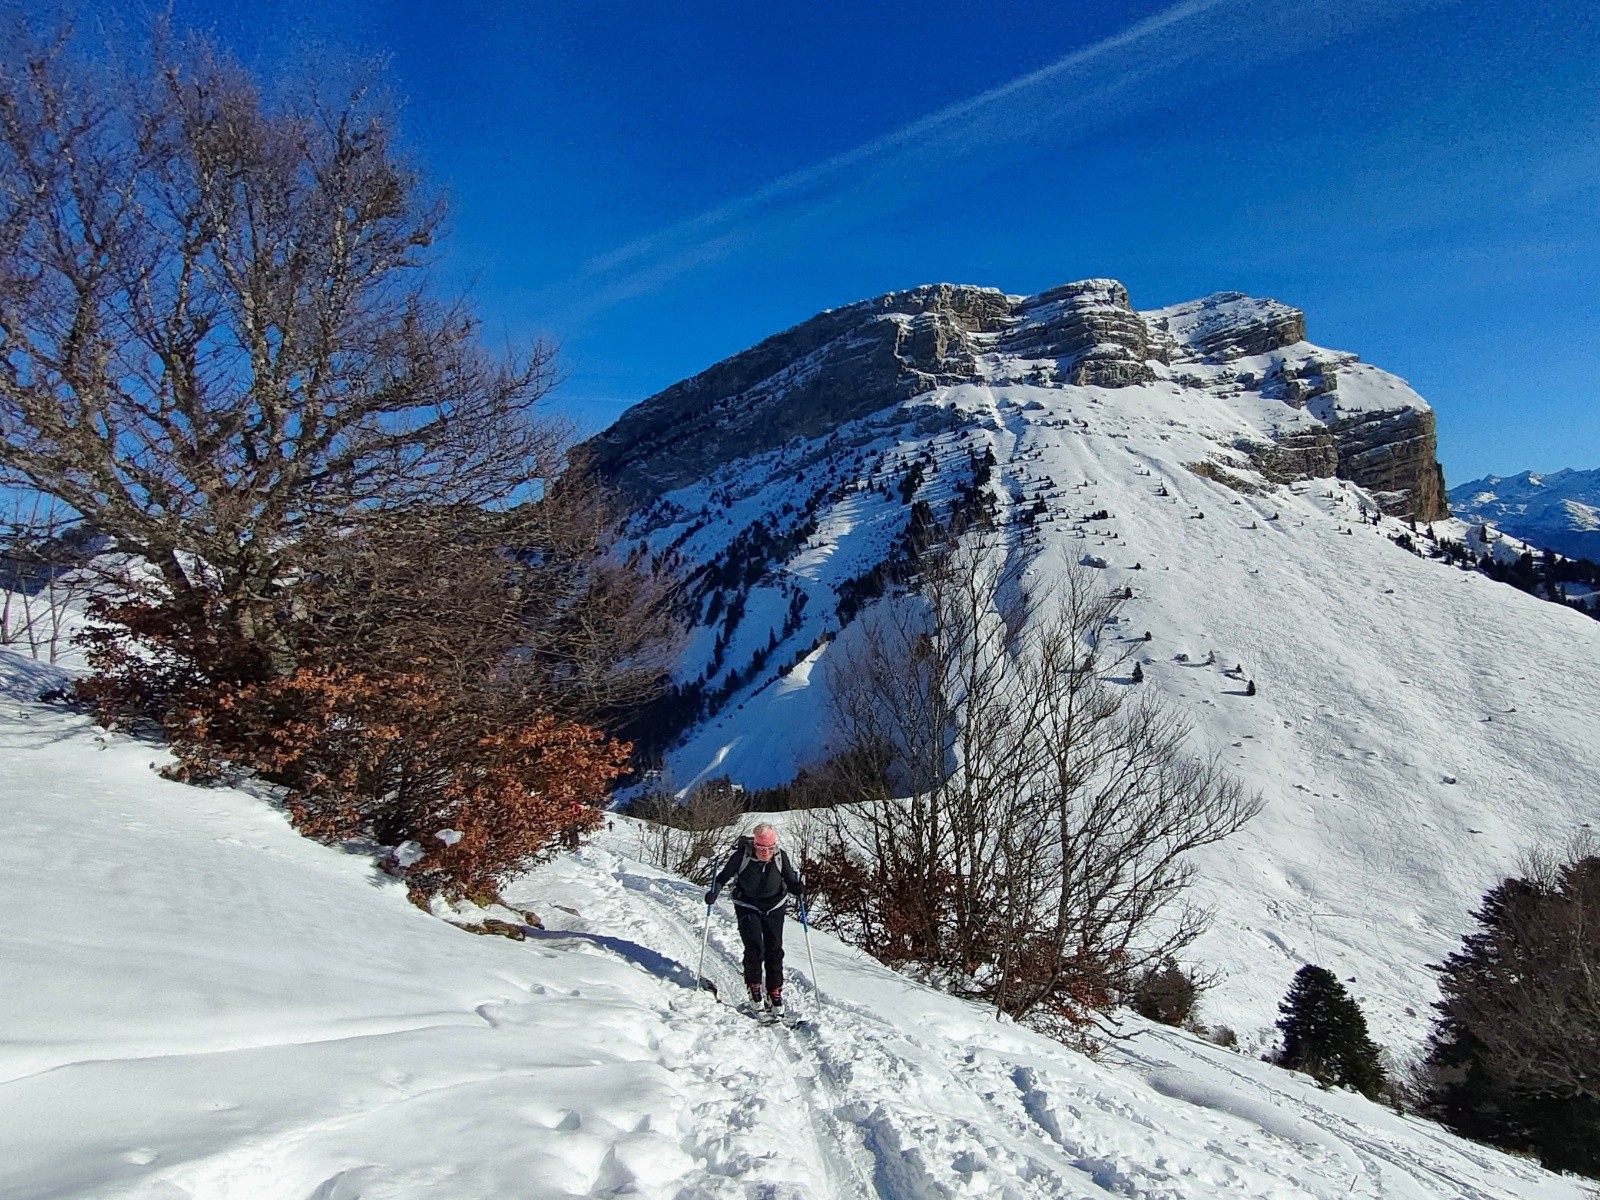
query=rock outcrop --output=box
[1151,292,1307,360]
[581,284,1010,502]
[1150,292,1446,520]
[1001,280,1156,386]
[1249,431,1340,485]
[584,279,1170,501]
[587,278,1448,521]
[1329,408,1448,521]
[1245,414,1448,521]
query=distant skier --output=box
[706,823,804,1016]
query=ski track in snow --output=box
[525,841,1592,1200]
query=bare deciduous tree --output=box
[0,23,557,675]
[0,492,99,663]
[0,22,680,895]
[808,537,1260,1036]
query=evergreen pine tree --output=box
[1131,662,1143,683]
[1422,856,1600,1178]
[1276,965,1387,1098]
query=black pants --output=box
[736,904,785,992]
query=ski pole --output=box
[696,903,713,991]
[799,900,819,998]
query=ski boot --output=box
[742,982,768,1020]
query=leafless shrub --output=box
[0,492,98,663]
[626,777,748,883]
[1131,959,1208,1027]
[806,536,1260,1040]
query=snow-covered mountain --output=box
[1449,467,1600,561]
[590,279,1600,1053]
[6,277,1598,1197]
[589,281,1447,521]
[1,647,1587,1199]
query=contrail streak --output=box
[537,0,1451,322]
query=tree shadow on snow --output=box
[0,649,71,700]
[527,928,700,989]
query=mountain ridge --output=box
[585,278,1447,522]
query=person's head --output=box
[751,823,778,860]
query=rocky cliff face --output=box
[581,284,1010,501]
[1148,294,1448,521]
[1329,408,1448,522]
[1241,414,1446,520]
[586,279,1448,521]
[1001,280,1156,386]
[1150,291,1306,360]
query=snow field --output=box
[1,648,1588,1198]
[634,363,1600,1056]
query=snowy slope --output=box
[1449,467,1600,560]
[0,649,1587,1199]
[619,328,1600,1058]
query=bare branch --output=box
[0,25,558,667]
[809,533,1260,1038]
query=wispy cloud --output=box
[537,0,1452,323]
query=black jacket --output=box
[712,836,803,913]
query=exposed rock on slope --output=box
[1148,290,1306,360]
[1002,279,1155,386]
[1332,408,1448,522]
[587,279,1448,521]
[1150,292,1447,520]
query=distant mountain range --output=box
[1448,468,1600,561]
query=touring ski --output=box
[738,1003,807,1028]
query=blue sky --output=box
[91,0,1600,482]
